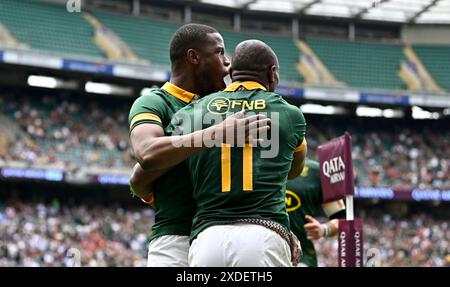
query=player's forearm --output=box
[288,149,307,180]
[137,129,211,171]
[137,113,269,171]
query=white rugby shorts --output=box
[189,223,291,267]
[147,235,190,267]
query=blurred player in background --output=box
[286,159,346,267]
[167,39,307,267]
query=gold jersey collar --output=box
[161,82,198,103]
[224,81,267,92]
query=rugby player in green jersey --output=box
[286,159,346,267]
[128,24,269,266]
[167,40,307,266]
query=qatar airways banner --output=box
[355,187,450,202]
[338,219,364,267]
[317,132,355,203]
[0,167,64,181]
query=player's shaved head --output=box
[230,40,280,92]
[170,23,218,68]
[232,40,278,72]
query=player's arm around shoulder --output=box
[128,93,171,201]
[129,92,168,169]
[129,93,206,173]
[285,104,307,179]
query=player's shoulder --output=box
[266,92,299,110]
[261,90,283,101]
[128,88,170,125]
[133,88,167,105]
[129,88,170,116]
[280,100,305,123]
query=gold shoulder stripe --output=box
[130,113,162,129]
[294,138,307,153]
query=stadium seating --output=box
[305,38,405,90]
[93,12,179,67]
[0,0,103,58]
[0,1,448,92]
[93,13,304,82]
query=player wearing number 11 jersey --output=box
[167,40,307,267]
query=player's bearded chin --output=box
[213,70,227,91]
[199,73,224,95]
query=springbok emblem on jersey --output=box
[285,189,301,212]
[207,97,230,114]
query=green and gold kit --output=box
[167,81,307,242]
[128,82,197,241]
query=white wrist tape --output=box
[322,224,330,238]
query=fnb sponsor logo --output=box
[207,98,266,114]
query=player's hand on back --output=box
[210,111,271,146]
[289,232,302,266]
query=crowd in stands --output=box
[0,200,448,267]
[316,212,449,267]
[306,116,450,189]
[0,93,133,169]
[0,92,449,189]
[0,200,152,267]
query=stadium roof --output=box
[199,0,450,24]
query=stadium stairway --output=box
[295,40,342,86]
[93,12,179,69]
[0,22,27,48]
[83,13,142,63]
[0,113,37,159]
[413,44,450,92]
[398,46,441,92]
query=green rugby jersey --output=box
[286,159,323,267]
[167,81,307,242]
[128,82,197,242]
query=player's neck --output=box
[231,73,268,90]
[169,74,198,95]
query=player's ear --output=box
[186,49,200,65]
[229,67,234,81]
[268,64,277,85]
